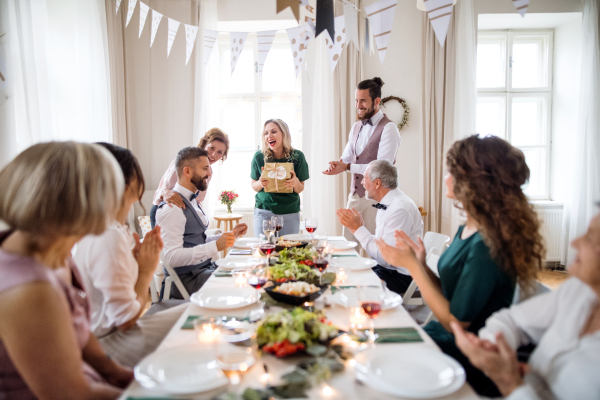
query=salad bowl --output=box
[264,281,328,306]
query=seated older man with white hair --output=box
[336,159,423,294]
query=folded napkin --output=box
[332,254,357,258]
[214,271,232,277]
[330,285,379,294]
[228,250,252,255]
[182,314,253,329]
[356,327,423,343]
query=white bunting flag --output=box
[364,0,397,64]
[300,0,309,6]
[125,0,137,27]
[342,0,359,48]
[287,24,314,78]
[138,2,149,38]
[203,29,218,64]
[184,24,199,65]
[167,18,180,57]
[326,16,346,72]
[512,0,529,17]
[230,32,249,76]
[423,0,454,47]
[257,30,277,73]
[116,0,122,14]
[150,9,163,48]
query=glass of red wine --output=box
[248,260,269,290]
[258,241,276,267]
[271,216,284,240]
[312,249,331,285]
[357,285,385,346]
[305,217,318,241]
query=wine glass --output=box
[312,248,331,286]
[271,216,284,240]
[262,220,275,242]
[305,217,318,240]
[248,260,270,290]
[216,321,257,391]
[357,285,385,346]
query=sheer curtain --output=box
[4,0,112,160]
[564,0,600,265]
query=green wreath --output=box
[381,95,410,131]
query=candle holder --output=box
[334,265,349,284]
[232,269,249,287]
[193,317,222,345]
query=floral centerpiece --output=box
[220,190,239,214]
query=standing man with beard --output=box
[324,77,401,243]
[156,147,247,299]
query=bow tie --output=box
[190,192,199,201]
[361,119,373,126]
[372,203,387,210]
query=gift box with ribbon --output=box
[261,162,293,193]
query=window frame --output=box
[477,29,554,200]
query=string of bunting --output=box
[115,0,530,72]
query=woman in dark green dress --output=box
[377,135,545,396]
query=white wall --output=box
[362,0,424,207]
[551,15,582,203]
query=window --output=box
[476,31,553,199]
[213,30,302,209]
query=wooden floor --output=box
[538,269,569,290]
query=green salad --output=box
[278,247,316,262]
[270,260,318,283]
[257,308,339,356]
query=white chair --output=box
[137,216,160,303]
[160,251,190,301]
[403,232,450,306]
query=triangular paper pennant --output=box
[286,24,314,78]
[277,0,300,23]
[150,9,163,48]
[230,32,249,76]
[125,0,137,27]
[167,18,180,57]
[423,0,454,47]
[326,16,346,72]
[116,0,122,14]
[184,24,199,66]
[315,0,335,40]
[512,0,529,17]
[257,30,277,73]
[364,0,397,64]
[300,0,309,6]
[342,0,359,48]
[138,2,149,38]
[203,29,218,64]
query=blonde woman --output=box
[250,119,309,237]
[0,142,131,399]
[150,128,230,227]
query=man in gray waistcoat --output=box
[156,147,247,299]
[323,77,401,244]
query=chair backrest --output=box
[159,251,190,300]
[138,216,152,238]
[425,253,441,277]
[423,232,451,256]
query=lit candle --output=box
[197,323,221,344]
[349,307,368,335]
[232,269,248,287]
[335,268,349,284]
[322,385,334,397]
[259,372,272,386]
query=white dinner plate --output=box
[282,234,312,241]
[233,238,260,249]
[332,288,403,309]
[331,257,377,271]
[134,344,228,395]
[329,240,358,251]
[191,287,260,310]
[355,346,466,399]
[214,258,257,271]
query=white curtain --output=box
[194,0,220,222]
[302,33,338,236]
[4,0,112,160]
[564,0,600,265]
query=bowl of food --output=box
[275,240,308,252]
[264,281,327,306]
[257,308,340,357]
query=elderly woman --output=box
[376,135,545,396]
[451,210,600,400]
[0,142,131,399]
[150,128,230,227]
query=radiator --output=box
[534,204,563,263]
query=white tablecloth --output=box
[119,241,480,400]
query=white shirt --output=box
[74,221,140,337]
[156,183,219,269]
[340,110,402,176]
[479,278,600,400]
[353,188,424,275]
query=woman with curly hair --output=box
[376,135,545,396]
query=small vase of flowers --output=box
[220,190,239,214]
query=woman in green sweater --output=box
[377,135,545,396]
[250,119,309,237]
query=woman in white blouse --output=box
[451,210,600,400]
[75,143,187,367]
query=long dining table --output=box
[119,238,480,400]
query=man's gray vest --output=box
[158,192,212,275]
